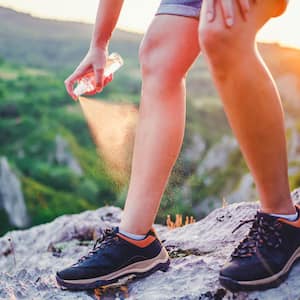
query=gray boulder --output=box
[0,157,29,228]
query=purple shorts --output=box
[156,0,202,19]
[156,0,289,19]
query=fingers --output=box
[238,0,250,20]
[103,74,113,87]
[219,0,250,27]
[65,64,90,101]
[65,60,112,100]
[93,66,105,93]
[93,65,113,93]
[220,0,234,27]
[64,73,78,101]
[79,74,113,96]
[206,0,215,22]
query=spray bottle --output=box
[73,52,123,98]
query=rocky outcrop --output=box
[55,135,83,176]
[1,191,300,300]
[226,173,257,204]
[196,136,238,176]
[183,134,206,165]
[0,157,28,228]
[182,136,240,217]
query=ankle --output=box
[119,224,150,236]
[260,203,296,215]
[119,228,146,240]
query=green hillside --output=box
[0,59,120,234]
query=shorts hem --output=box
[156,4,200,18]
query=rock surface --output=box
[1,193,300,300]
[0,156,29,228]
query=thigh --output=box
[140,14,201,78]
[199,0,288,42]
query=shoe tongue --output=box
[102,226,119,237]
[111,226,119,234]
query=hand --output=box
[205,0,253,27]
[64,46,113,100]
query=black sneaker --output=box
[56,227,170,290]
[219,205,300,291]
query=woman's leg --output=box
[199,0,294,214]
[120,15,200,234]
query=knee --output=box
[199,23,236,65]
[198,22,256,82]
[139,36,186,84]
[138,37,154,77]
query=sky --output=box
[0,0,299,49]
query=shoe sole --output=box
[56,247,170,290]
[219,246,300,292]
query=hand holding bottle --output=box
[65,47,122,100]
[73,53,123,98]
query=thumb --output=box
[65,65,91,100]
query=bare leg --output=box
[120,15,200,234]
[199,0,294,214]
